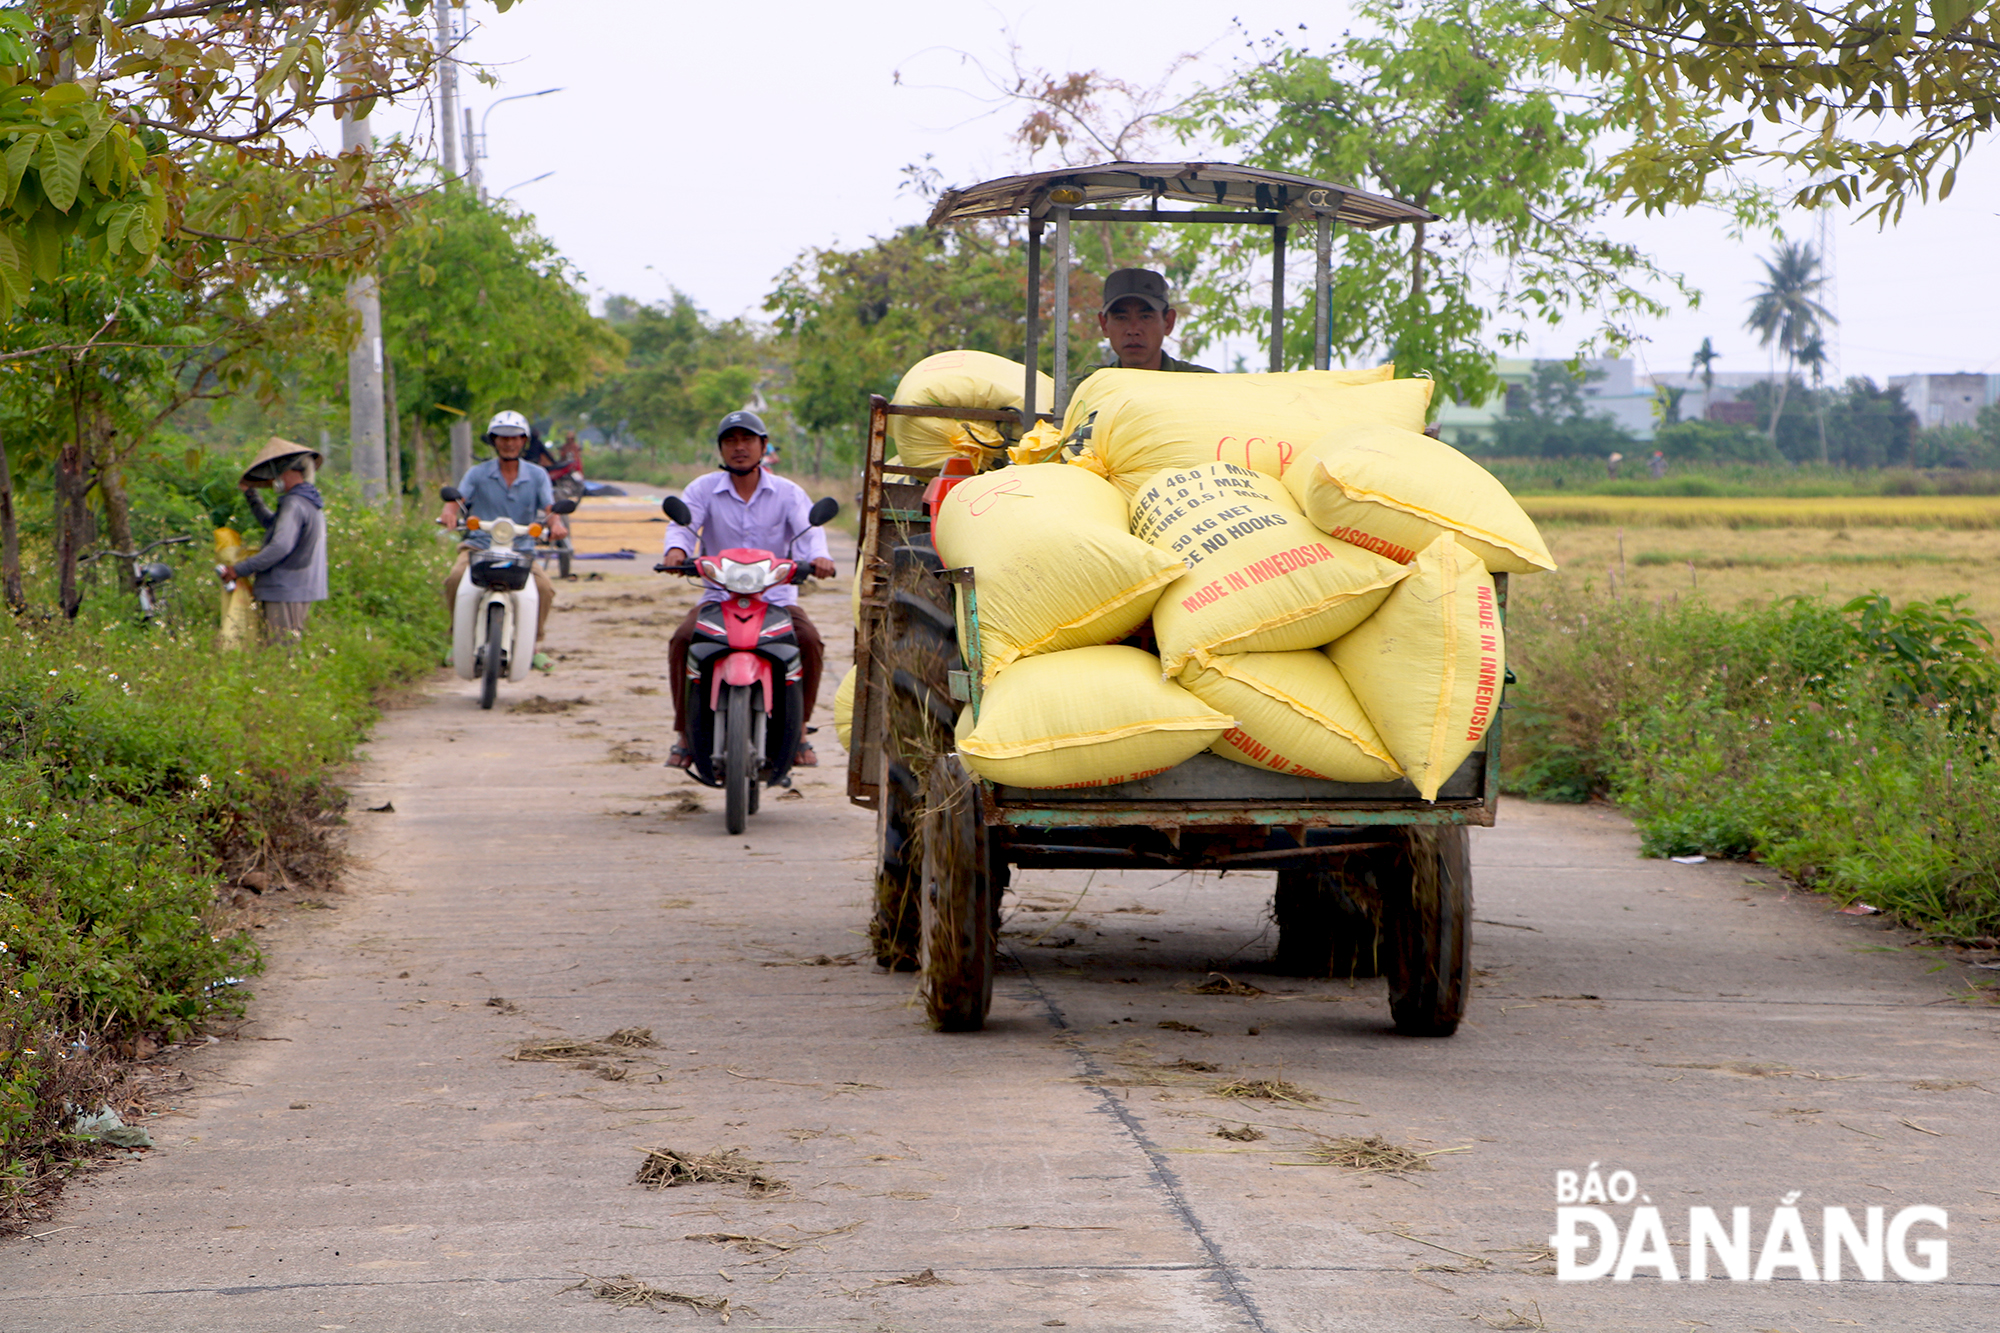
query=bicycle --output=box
[80,535,194,629]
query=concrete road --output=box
[3,551,1996,1332]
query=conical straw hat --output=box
[241,436,324,488]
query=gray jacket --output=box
[235,483,328,603]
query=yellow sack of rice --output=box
[889,350,1053,468]
[933,463,1183,682]
[832,665,858,749]
[955,646,1232,789]
[1061,368,1428,500]
[1179,651,1401,783]
[1129,462,1408,674]
[1283,421,1556,574]
[1327,535,1504,801]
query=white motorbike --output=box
[440,486,577,709]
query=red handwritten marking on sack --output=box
[1464,583,1502,740]
[961,476,1025,517]
[1212,437,1294,470]
[1324,526,1415,564]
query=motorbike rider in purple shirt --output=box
[663,410,836,769]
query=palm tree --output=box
[1796,334,1831,465]
[1690,337,1719,411]
[1744,240,1835,446]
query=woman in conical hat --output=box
[223,437,328,641]
[239,436,324,488]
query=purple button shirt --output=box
[663,468,832,607]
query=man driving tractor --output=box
[1084,268,1216,379]
[664,410,836,769]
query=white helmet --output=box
[484,409,531,440]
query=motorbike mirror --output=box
[661,495,693,525]
[550,498,578,515]
[439,486,462,504]
[807,496,840,527]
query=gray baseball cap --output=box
[715,409,769,441]
[1101,268,1170,314]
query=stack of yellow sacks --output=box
[932,364,1554,800]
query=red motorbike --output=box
[658,494,839,834]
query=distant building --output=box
[1436,356,1659,449]
[1888,373,2000,429]
[1644,370,1782,423]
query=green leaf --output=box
[21,212,61,281]
[37,132,83,213]
[0,133,36,204]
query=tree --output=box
[1172,0,1688,411]
[1490,360,1638,457]
[1690,336,1718,400]
[0,1,488,313]
[1547,1,2000,222]
[1797,332,1831,464]
[378,188,624,481]
[1744,239,1833,446]
[767,221,1044,450]
[557,290,768,457]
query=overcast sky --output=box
[355,1,2000,386]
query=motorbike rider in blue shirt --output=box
[439,410,568,643]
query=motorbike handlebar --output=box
[655,561,698,576]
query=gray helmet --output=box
[715,409,768,442]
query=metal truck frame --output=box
[845,162,1503,1037]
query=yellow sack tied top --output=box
[1326,534,1505,801]
[1008,420,1065,467]
[955,646,1233,789]
[1129,461,1408,675]
[1179,651,1402,784]
[932,463,1184,683]
[832,665,859,750]
[890,350,1053,469]
[1060,367,1428,500]
[1284,421,1556,574]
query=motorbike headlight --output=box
[488,518,518,545]
[719,558,773,595]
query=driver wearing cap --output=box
[1084,268,1216,378]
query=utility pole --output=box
[465,106,482,200]
[343,106,387,505]
[435,0,473,478]
[434,0,459,177]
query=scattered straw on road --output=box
[565,1274,733,1322]
[636,1147,786,1195]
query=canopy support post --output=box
[1313,215,1332,372]
[1269,223,1288,373]
[1052,205,1072,414]
[1023,218,1043,425]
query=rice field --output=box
[1520,494,2000,530]
[1518,517,2000,627]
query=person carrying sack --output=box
[222,437,328,642]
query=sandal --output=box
[794,740,819,768]
[666,741,695,771]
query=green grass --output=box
[1505,587,2000,940]
[0,464,448,1216]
